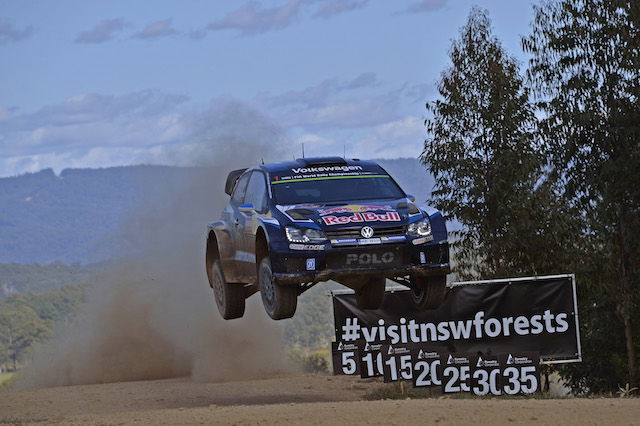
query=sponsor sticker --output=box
[289,244,325,251]
[291,165,363,174]
[322,211,401,226]
[306,258,316,271]
[319,205,394,216]
[358,238,382,245]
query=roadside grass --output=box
[363,381,571,400]
[363,381,439,400]
[0,373,16,391]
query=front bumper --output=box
[269,238,450,285]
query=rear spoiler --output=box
[224,168,248,195]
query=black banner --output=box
[333,275,580,362]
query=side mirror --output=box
[407,194,416,202]
[239,204,255,213]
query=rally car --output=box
[205,157,450,320]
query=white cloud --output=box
[0,19,33,44]
[75,18,129,44]
[257,72,379,108]
[285,115,425,161]
[0,91,190,168]
[0,94,293,177]
[403,0,447,14]
[134,19,179,39]
[207,0,303,36]
[350,115,424,158]
[313,0,369,19]
[254,73,406,130]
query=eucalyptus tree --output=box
[421,8,550,280]
[524,0,640,387]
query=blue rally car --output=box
[206,157,450,320]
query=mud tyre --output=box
[355,277,385,310]
[411,275,447,310]
[210,260,245,320]
[259,257,297,320]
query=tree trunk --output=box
[618,205,637,386]
[623,310,637,386]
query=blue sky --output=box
[0,0,538,177]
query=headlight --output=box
[407,218,432,237]
[285,226,327,243]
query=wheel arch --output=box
[206,229,221,287]
[255,225,269,264]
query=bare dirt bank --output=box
[1,374,639,425]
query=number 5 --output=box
[342,352,356,375]
[521,366,538,393]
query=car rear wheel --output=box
[259,257,297,320]
[411,275,447,310]
[355,277,385,310]
[210,260,245,320]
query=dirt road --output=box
[1,374,639,425]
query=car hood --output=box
[275,199,422,230]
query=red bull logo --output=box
[321,211,401,225]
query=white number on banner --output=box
[385,354,412,381]
[443,366,460,393]
[362,352,384,377]
[503,366,538,395]
[472,369,489,396]
[414,359,441,387]
[341,352,357,375]
[521,366,538,393]
[471,369,501,396]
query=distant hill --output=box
[0,159,434,264]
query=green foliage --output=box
[0,373,16,391]
[524,0,640,391]
[420,8,565,280]
[422,2,639,394]
[287,347,330,374]
[0,262,93,300]
[363,381,437,400]
[283,282,339,350]
[0,297,48,371]
[0,284,86,372]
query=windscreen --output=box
[270,164,405,205]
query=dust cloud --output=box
[20,100,295,388]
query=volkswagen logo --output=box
[361,226,374,238]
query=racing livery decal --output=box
[322,211,401,225]
[319,205,394,216]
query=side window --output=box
[231,173,250,205]
[244,171,268,213]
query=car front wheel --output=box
[258,257,297,320]
[210,260,245,320]
[411,275,447,310]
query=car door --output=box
[236,170,269,280]
[227,171,251,281]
